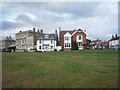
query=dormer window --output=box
[45,35,49,39]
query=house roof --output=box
[109,36,119,41]
[16,30,39,35]
[60,31,75,35]
[101,41,108,45]
[60,30,86,38]
[37,34,58,40]
[91,40,101,43]
[2,39,15,42]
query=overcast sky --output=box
[1,2,118,41]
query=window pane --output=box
[79,36,81,40]
[39,46,41,49]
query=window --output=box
[39,39,41,44]
[65,43,71,48]
[45,35,49,39]
[51,46,53,49]
[65,37,69,41]
[39,46,41,49]
[51,40,53,44]
[78,36,81,40]
[78,42,82,47]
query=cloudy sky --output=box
[1,1,118,41]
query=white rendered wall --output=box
[37,39,57,51]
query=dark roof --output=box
[16,30,38,34]
[109,36,119,41]
[2,39,15,42]
[37,34,58,40]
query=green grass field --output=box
[2,50,118,88]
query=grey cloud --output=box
[42,2,100,17]
[15,14,35,24]
[2,20,25,30]
[1,2,118,41]
[2,2,100,18]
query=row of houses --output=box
[0,28,120,52]
[15,28,87,52]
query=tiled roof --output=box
[16,30,38,34]
[60,30,86,38]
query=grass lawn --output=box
[2,50,118,88]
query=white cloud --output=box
[1,2,118,41]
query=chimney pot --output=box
[115,34,117,38]
[41,30,43,33]
[112,35,114,39]
[6,36,9,40]
[55,30,57,34]
[33,28,35,32]
[9,36,11,40]
[37,29,39,33]
[59,27,61,31]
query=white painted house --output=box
[109,34,120,50]
[37,33,58,52]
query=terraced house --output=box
[15,28,42,52]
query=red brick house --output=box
[59,29,86,51]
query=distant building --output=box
[90,39,108,49]
[0,36,15,52]
[59,29,86,50]
[108,34,120,50]
[15,28,41,52]
[37,30,58,52]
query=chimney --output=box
[112,35,114,39]
[40,29,43,33]
[6,36,9,40]
[9,36,11,40]
[37,29,40,33]
[59,27,61,31]
[55,30,57,34]
[115,34,117,38]
[33,28,35,32]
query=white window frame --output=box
[64,43,71,48]
[77,35,82,42]
[45,35,49,39]
[78,42,82,47]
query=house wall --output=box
[109,39,119,49]
[60,31,86,50]
[16,31,39,51]
[37,39,57,51]
[0,39,15,50]
[72,32,86,50]
[59,31,74,50]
